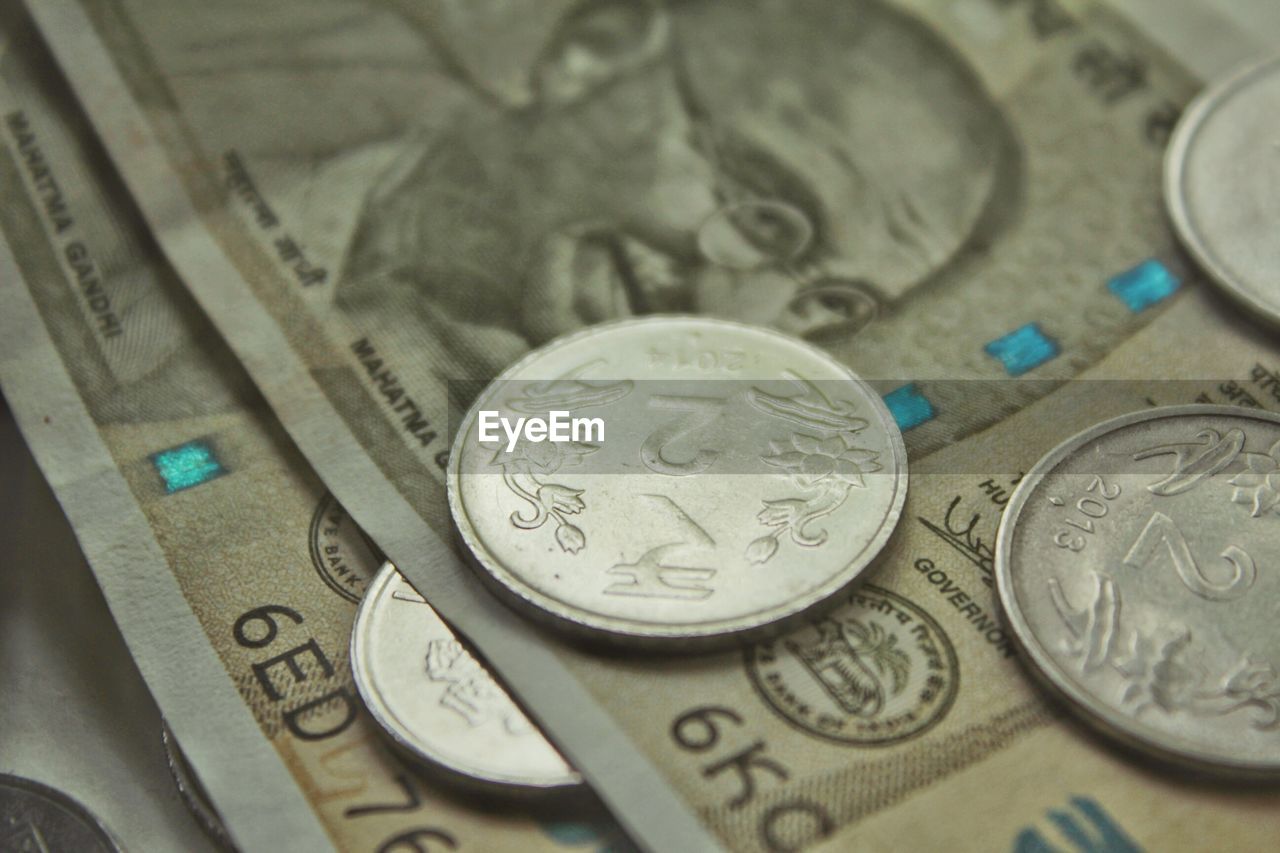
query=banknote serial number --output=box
[233,603,461,850]
[671,705,834,851]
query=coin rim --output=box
[350,561,583,792]
[446,316,909,647]
[0,772,122,852]
[160,724,235,851]
[1165,55,1280,329]
[995,404,1280,779]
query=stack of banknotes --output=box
[2,0,1279,850]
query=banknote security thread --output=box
[351,563,581,792]
[1165,55,1280,329]
[448,317,908,647]
[996,405,1280,778]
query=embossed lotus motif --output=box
[1053,425,1280,729]
[505,376,632,414]
[425,639,531,735]
[1052,571,1280,730]
[1136,428,1280,520]
[1226,658,1280,728]
[490,438,598,476]
[488,439,597,554]
[1145,632,1199,712]
[761,433,881,489]
[1230,438,1280,517]
[748,427,881,565]
[483,373,632,555]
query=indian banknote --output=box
[12,0,1280,850]
[0,401,217,852]
[0,6,620,851]
[810,282,1280,851]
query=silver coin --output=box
[997,405,1280,777]
[0,773,120,852]
[1166,56,1280,328]
[448,317,908,646]
[351,562,580,792]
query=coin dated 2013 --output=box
[448,317,908,646]
[351,563,580,792]
[997,406,1280,777]
[1166,56,1280,328]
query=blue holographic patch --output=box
[1107,259,1180,312]
[985,323,1059,376]
[883,384,935,431]
[540,821,619,851]
[152,440,226,493]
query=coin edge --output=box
[350,561,584,792]
[445,316,909,647]
[995,403,1280,779]
[1165,55,1280,329]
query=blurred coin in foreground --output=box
[1166,56,1280,327]
[449,317,907,647]
[352,563,580,793]
[0,773,120,852]
[997,406,1280,778]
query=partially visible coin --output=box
[352,562,580,793]
[1166,56,1280,327]
[0,773,120,852]
[449,317,907,646]
[161,725,235,851]
[997,406,1280,777]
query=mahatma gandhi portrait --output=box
[336,0,1019,379]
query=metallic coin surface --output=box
[997,406,1280,777]
[0,773,120,852]
[1166,56,1280,328]
[352,563,580,791]
[449,317,907,645]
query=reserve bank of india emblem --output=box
[747,585,959,745]
[308,493,381,602]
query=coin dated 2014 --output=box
[351,563,580,792]
[448,317,908,646]
[1166,56,1280,328]
[997,406,1280,777]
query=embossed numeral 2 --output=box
[640,395,725,476]
[1122,511,1257,601]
